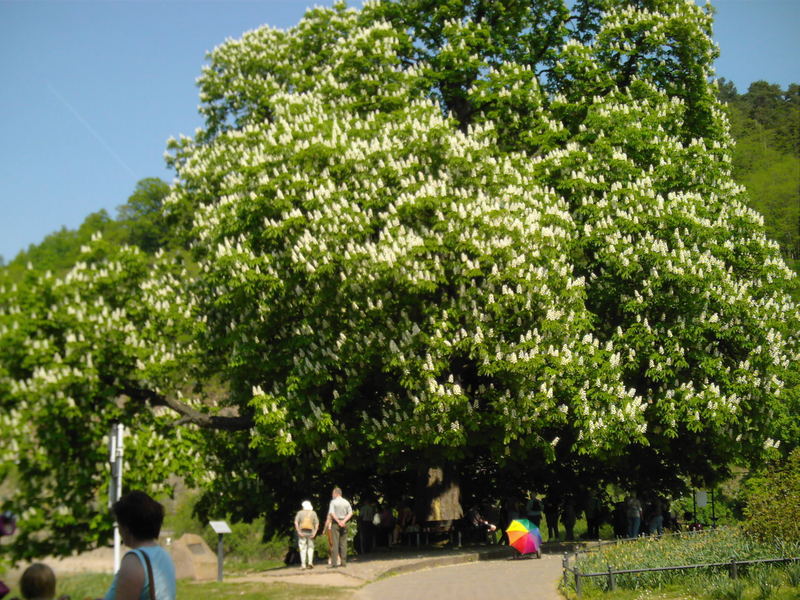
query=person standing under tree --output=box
[357,496,377,553]
[294,500,319,570]
[327,487,353,568]
[585,491,602,539]
[525,493,543,528]
[626,495,643,538]
[544,493,560,542]
[323,513,334,565]
[646,496,664,536]
[561,495,577,541]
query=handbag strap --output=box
[137,548,157,600]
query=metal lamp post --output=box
[108,422,124,572]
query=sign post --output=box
[108,423,124,573]
[209,521,232,582]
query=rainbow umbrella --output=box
[506,518,542,557]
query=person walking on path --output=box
[294,500,320,570]
[328,487,353,568]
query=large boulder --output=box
[170,533,217,581]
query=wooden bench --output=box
[420,520,461,547]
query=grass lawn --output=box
[562,583,800,600]
[3,570,356,600]
[560,527,800,600]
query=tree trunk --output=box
[415,465,463,523]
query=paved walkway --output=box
[227,543,568,599]
[354,554,564,600]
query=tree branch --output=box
[121,382,254,431]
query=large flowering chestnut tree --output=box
[1,0,797,557]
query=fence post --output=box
[562,552,569,588]
[729,558,738,580]
[575,564,582,598]
[607,564,616,591]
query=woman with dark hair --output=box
[102,491,176,600]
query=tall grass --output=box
[567,526,799,596]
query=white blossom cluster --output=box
[0,239,204,539]
[1,0,797,540]
[163,0,784,471]
[172,0,794,468]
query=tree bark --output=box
[415,465,464,523]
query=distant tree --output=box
[116,178,171,253]
[716,77,738,104]
[784,83,800,156]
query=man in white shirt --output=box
[327,487,353,567]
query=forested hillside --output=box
[718,79,799,269]
[0,178,172,280]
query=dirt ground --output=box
[4,545,116,584]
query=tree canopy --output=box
[1,0,798,559]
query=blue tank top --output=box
[103,546,177,600]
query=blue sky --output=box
[1,0,798,263]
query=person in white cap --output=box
[294,500,320,569]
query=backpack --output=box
[300,513,314,530]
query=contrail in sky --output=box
[47,83,137,178]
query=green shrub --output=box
[672,490,741,528]
[743,449,800,545]
[161,489,205,538]
[162,489,290,566]
[204,519,289,565]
